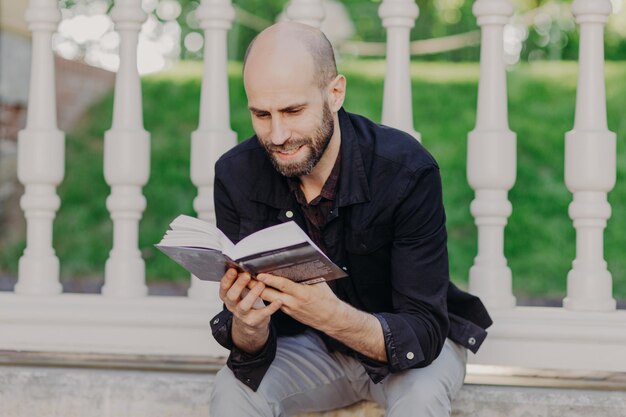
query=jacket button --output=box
[286,211,294,219]
[406,352,414,360]
[342,266,348,271]
[468,337,476,346]
[213,318,220,325]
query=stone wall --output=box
[1,364,625,417]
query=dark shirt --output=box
[286,151,341,255]
[210,108,492,392]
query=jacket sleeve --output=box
[377,164,450,373]
[212,172,278,391]
[210,308,278,391]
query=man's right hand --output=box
[219,268,283,354]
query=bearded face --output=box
[258,100,335,178]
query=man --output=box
[209,22,492,417]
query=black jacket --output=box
[210,108,492,391]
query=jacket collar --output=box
[250,108,371,209]
[335,108,370,207]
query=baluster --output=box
[467,0,516,309]
[15,0,65,295]
[188,0,238,300]
[102,0,150,297]
[378,0,420,140]
[564,0,616,311]
[285,0,325,28]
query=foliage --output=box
[56,0,626,62]
[4,60,626,300]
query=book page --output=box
[161,215,235,253]
[226,221,318,261]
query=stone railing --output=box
[1,0,625,377]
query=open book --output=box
[156,215,348,285]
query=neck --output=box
[299,115,341,202]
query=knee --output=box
[388,380,453,417]
[210,366,279,417]
[384,368,462,417]
[210,367,259,416]
[210,367,243,411]
[211,366,238,397]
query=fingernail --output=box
[257,274,265,282]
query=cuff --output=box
[375,312,426,372]
[227,323,277,391]
[350,314,390,383]
[210,309,278,391]
[210,309,235,350]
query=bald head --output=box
[243,22,338,90]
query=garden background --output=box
[2,0,626,301]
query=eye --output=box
[285,108,302,115]
[254,111,270,119]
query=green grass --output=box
[3,60,626,300]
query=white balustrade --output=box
[15,0,65,296]
[188,0,238,300]
[4,0,626,377]
[285,0,325,28]
[102,0,150,298]
[378,0,420,140]
[467,0,516,310]
[563,0,616,311]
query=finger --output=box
[259,285,295,307]
[219,268,238,301]
[262,299,283,316]
[247,279,262,290]
[257,273,302,296]
[238,281,266,311]
[225,272,251,303]
[240,299,283,328]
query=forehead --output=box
[243,40,319,109]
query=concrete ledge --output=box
[2,359,626,417]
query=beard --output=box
[259,101,335,178]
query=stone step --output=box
[1,352,625,417]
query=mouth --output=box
[274,145,305,160]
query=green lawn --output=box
[3,60,626,300]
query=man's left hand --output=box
[256,273,344,332]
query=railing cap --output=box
[378,0,419,23]
[286,0,326,27]
[110,4,147,26]
[25,6,61,28]
[572,0,612,23]
[196,0,235,29]
[572,0,612,17]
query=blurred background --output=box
[1,0,626,302]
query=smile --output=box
[275,145,305,159]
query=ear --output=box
[326,74,346,113]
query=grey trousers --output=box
[210,330,467,417]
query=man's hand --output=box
[256,273,343,332]
[219,268,282,354]
[257,273,388,363]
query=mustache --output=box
[265,138,309,152]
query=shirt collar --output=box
[287,150,341,206]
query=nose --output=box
[269,116,290,146]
